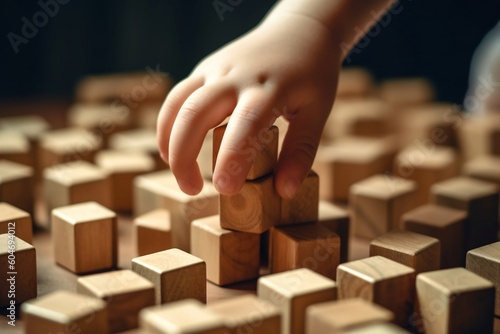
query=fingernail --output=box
[284,178,300,199]
[215,174,237,195]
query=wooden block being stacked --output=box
[0,202,33,244]
[0,159,34,215]
[0,131,31,166]
[280,171,319,225]
[350,174,417,239]
[134,209,172,256]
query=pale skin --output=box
[157,0,394,199]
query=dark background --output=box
[0,0,499,105]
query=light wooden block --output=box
[394,146,459,205]
[350,174,417,239]
[0,202,32,244]
[378,77,435,108]
[52,201,117,274]
[77,269,155,333]
[96,150,155,211]
[270,223,340,279]
[191,215,259,286]
[370,230,440,275]
[109,129,166,171]
[134,170,219,251]
[313,137,396,202]
[431,176,498,251]
[336,67,375,99]
[134,209,172,256]
[403,204,466,268]
[318,201,350,263]
[0,234,36,307]
[464,155,500,188]
[258,268,337,334]
[0,115,50,140]
[207,295,281,333]
[220,174,280,233]
[459,114,500,161]
[416,267,494,334]
[0,159,33,215]
[0,130,31,166]
[280,171,319,225]
[343,322,411,334]
[306,298,394,334]
[132,248,206,304]
[337,256,414,326]
[466,242,500,316]
[213,124,278,180]
[21,290,108,334]
[44,161,112,223]
[140,299,225,334]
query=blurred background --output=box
[1,0,499,104]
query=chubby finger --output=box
[169,83,237,195]
[157,77,204,164]
[213,87,281,195]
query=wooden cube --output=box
[466,242,500,316]
[207,295,281,333]
[139,299,225,334]
[213,124,278,180]
[350,174,417,239]
[0,202,32,244]
[0,234,36,307]
[134,170,219,251]
[52,201,117,274]
[258,268,337,334]
[77,269,155,333]
[343,322,411,334]
[191,215,259,286]
[270,223,340,279]
[220,174,280,233]
[313,137,396,202]
[337,256,414,326]
[21,290,108,334]
[96,150,155,211]
[403,204,467,268]
[378,78,435,109]
[0,131,31,166]
[132,248,206,304]
[370,230,440,275]
[306,298,394,334]
[459,113,500,161]
[134,209,172,256]
[280,171,319,225]
[335,67,375,100]
[463,155,500,188]
[318,201,350,263]
[0,159,33,215]
[44,161,112,224]
[416,268,495,334]
[431,176,498,251]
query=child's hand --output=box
[157,12,341,199]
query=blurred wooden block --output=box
[21,290,108,334]
[109,129,166,171]
[191,215,259,286]
[0,202,32,244]
[44,161,112,223]
[370,230,440,275]
[0,115,50,141]
[134,170,219,251]
[0,159,33,215]
[431,177,498,251]
[77,269,155,333]
[466,242,500,316]
[52,201,117,274]
[459,114,500,161]
[220,174,280,233]
[0,234,36,307]
[280,171,319,225]
[416,267,494,334]
[270,223,340,279]
[337,256,414,326]
[258,268,337,334]
[39,128,102,171]
[132,248,206,304]
[378,77,435,109]
[336,67,375,99]
[463,155,500,187]
[313,137,396,202]
[198,131,214,180]
[318,201,350,263]
[213,124,278,180]
[343,322,411,334]
[306,298,394,334]
[134,209,172,256]
[394,146,459,205]
[350,174,417,239]
[136,102,162,129]
[207,295,281,333]
[0,131,31,166]
[403,204,467,268]
[96,150,155,211]
[140,299,225,334]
